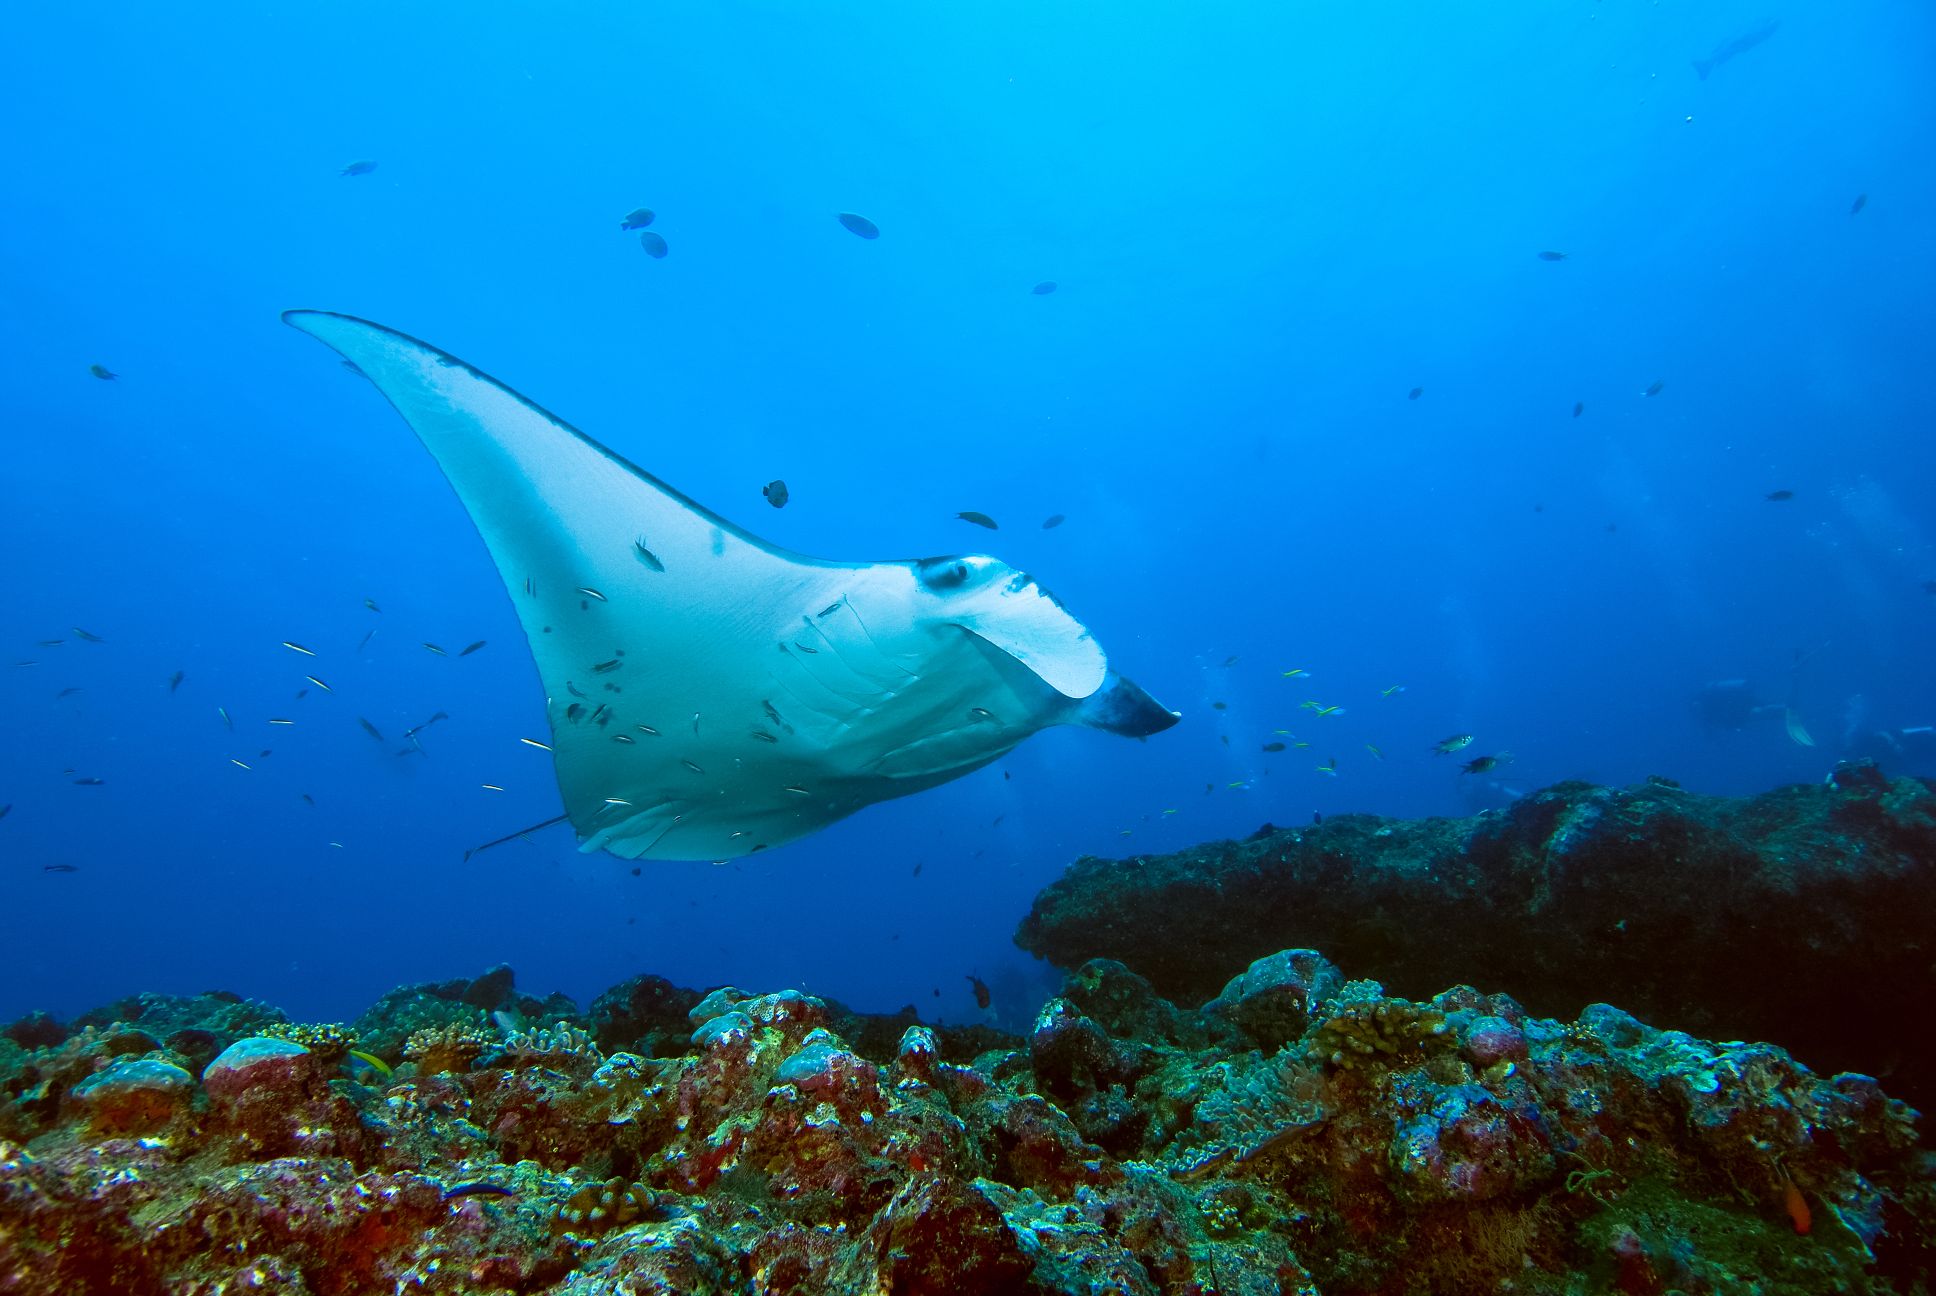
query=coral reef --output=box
[1017,773,1936,1108]
[1,948,1930,1294]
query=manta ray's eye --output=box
[916,558,973,591]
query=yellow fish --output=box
[1281,668,1309,678]
[1365,744,1384,760]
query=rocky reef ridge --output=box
[1018,770,1936,1111]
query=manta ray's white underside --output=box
[285,311,1177,860]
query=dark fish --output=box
[340,160,378,177]
[169,670,184,693]
[1032,281,1057,295]
[1432,734,1475,755]
[0,804,10,820]
[1262,741,1287,752]
[359,717,385,742]
[956,511,998,530]
[355,628,376,653]
[57,687,82,698]
[1693,19,1779,80]
[633,539,664,572]
[1644,380,1665,397]
[1765,490,1794,502]
[762,479,789,508]
[837,212,880,239]
[1536,251,1568,262]
[1461,755,1502,775]
[1211,701,1227,711]
[1849,193,1867,216]
[365,598,381,612]
[619,207,655,230]
[1041,514,1065,530]
[1221,655,1239,667]
[1408,387,1423,400]
[89,364,117,380]
[592,659,622,674]
[442,1182,515,1201]
[966,974,991,1010]
[1572,402,1585,418]
[301,793,315,806]
[73,777,105,786]
[218,707,232,730]
[459,640,487,656]
[44,864,79,873]
[424,643,447,656]
[38,640,62,647]
[72,628,104,643]
[639,231,668,259]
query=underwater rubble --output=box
[1018,770,1936,1112]
[2,949,1932,1294]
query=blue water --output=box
[3,2,1931,1029]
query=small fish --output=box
[956,510,999,530]
[218,706,233,730]
[966,974,991,1009]
[340,160,378,177]
[364,598,382,612]
[620,207,655,230]
[304,675,330,692]
[519,738,552,751]
[1221,655,1239,667]
[355,629,376,653]
[633,539,665,572]
[639,231,668,258]
[423,643,447,656]
[1849,194,1867,217]
[89,364,117,380]
[749,729,779,743]
[1301,702,1344,718]
[1211,701,1227,711]
[74,777,106,786]
[1432,734,1475,755]
[1692,18,1779,81]
[1365,744,1384,760]
[1380,684,1405,697]
[1572,402,1584,418]
[459,640,487,656]
[968,707,999,725]
[763,479,789,508]
[592,659,622,674]
[682,759,705,774]
[1536,251,1568,262]
[1261,741,1287,752]
[71,628,105,643]
[57,687,82,698]
[1765,490,1794,502]
[168,670,184,693]
[301,793,315,806]
[0,804,10,820]
[837,212,880,239]
[1282,668,1309,679]
[268,718,295,726]
[1041,513,1066,530]
[282,641,316,657]
[1408,387,1423,400]
[230,760,251,770]
[577,587,607,602]
[782,784,809,795]
[442,1182,515,1201]
[44,864,80,873]
[481,783,504,791]
[1461,755,1502,775]
[1032,281,1057,295]
[361,720,384,751]
[346,1050,393,1079]
[37,640,62,647]
[1162,808,1177,815]
[636,724,660,736]
[1644,379,1665,397]
[1316,757,1338,776]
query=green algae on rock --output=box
[0,950,1930,1294]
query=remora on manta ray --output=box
[284,311,1179,862]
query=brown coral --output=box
[551,1176,661,1235]
[1305,994,1449,1073]
[260,1021,357,1065]
[402,1023,495,1075]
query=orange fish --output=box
[1780,1173,1811,1235]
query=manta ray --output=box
[285,312,1179,861]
